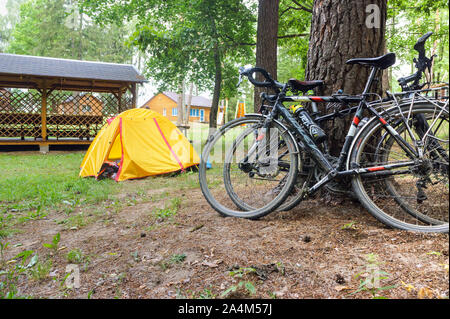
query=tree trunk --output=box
[209,45,222,136]
[185,83,194,125]
[176,81,185,127]
[254,0,279,112]
[305,0,387,155]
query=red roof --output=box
[161,91,212,108]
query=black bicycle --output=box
[199,35,449,233]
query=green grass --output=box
[0,151,202,237]
[0,153,117,211]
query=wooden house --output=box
[57,94,103,116]
[142,91,214,123]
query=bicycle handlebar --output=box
[238,67,284,89]
[398,32,434,89]
[414,31,433,60]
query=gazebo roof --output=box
[0,53,146,92]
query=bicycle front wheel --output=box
[350,103,449,232]
[199,116,299,219]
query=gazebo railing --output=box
[0,88,133,141]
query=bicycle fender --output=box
[345,101,449,170]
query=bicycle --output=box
[278,31,449,211]
[199,39,448,233]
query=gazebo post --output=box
[40,88,49,153]
[131,83,137,108]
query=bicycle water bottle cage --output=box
[288,79,324,93]
[346,53,396,70]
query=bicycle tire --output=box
[349,103,449,232]
[198,116,299,219]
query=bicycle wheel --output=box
[350,103,449,232]
[199,116,299,219]
[223,121,307,213]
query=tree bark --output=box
[185,83,194,125]
[209,45,222,136]
[176,81,185,127]
[305,0,387,155]
[254,0,279,112]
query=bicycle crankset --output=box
[313,155,355,197]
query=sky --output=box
[0,0,6,16]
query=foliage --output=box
[82,0,256,126]
[4,0,133,63]
[221,267,257,298]
[0,250,37,299]
[160,253,186,270]
[193,286,217,299]
[84,0,255,90]
[277,0,312,82]
[221,280,256,298]
[387,0,449,87]
[28,257,52,282]
[341,221,357,230]
[42,233,61,253]
[66,249,87,264]
[153,197,181,221]
[0,0,27,52]
[350,253,396,299]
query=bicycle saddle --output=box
[288,79,324,92]
[346,52,396,70]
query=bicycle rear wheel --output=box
[350,103,449,232]
[199,116,299,219]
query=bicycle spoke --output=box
[352,105,449,231]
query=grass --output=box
[160,253,187,270]
[0,151,202,237]
[0,153,117,211]
[0,150,204,298]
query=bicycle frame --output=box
[260,67,421,196]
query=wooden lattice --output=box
[0,88,133,140]
[0,89,42,138]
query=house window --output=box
[190,108,200,117]
[82,104,91,113]
[163,108,167,116]
[172,108,178,116]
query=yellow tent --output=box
[80,108,200,181]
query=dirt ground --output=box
[3,185,449,299]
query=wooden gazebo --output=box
[0,53,146,152]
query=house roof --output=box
[0,53,146,84]
[161,91,212,108]
[63,94,102,103]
